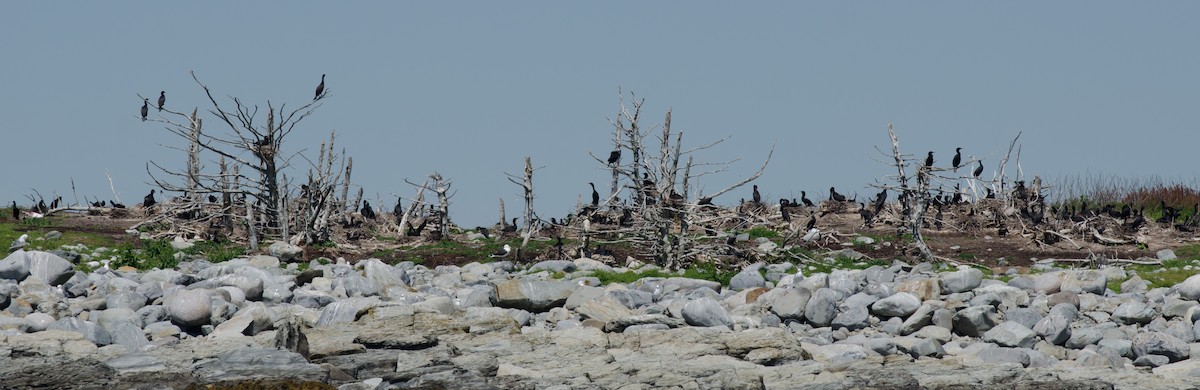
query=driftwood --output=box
[1090,228,1130,245]
[1042,258,1163,266]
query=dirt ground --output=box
[10,204,1186,273]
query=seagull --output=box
[802,228,821,242]
[140,98,149,121]
[490,244,512,258]
[314,74,326,101]
[157,91,166,111]
[9,234,28,252]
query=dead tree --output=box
[506,157,539,250]
[143,71,339,242]
[584,93,774,269]
[428,172,455,240]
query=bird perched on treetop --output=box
[952,147,962,170]
[589,182,600,207]
[752,185,762,204]
[973,160,984,179]
[157,91,166,111]
[314,74,325,101]
[140,98,149,121]
[925,151,934,168]
[607,150,621,165]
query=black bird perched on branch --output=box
[110,200,125,209]
[607,150,621,165]
[208,195,218,203]
[805,214,817,231]
[779,199,792,222]
[752,185,762,205]
[314,74,325,101]
[140,98,149,121]
[925,151,934,168]
[361,201,376,220]
[10,201,18,221]
[952,148,962,170]
[589,182,600,207]
[393,199,404,224]
[801,191,814,207]
[973,161,984,179]
[157,91,166,111]
[829,187,846,202]
[143,189,156,209]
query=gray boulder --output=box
[1132,332,1190,362]
[831,305,870,331]
[940,268,983,294]
[898,304,936,335]
[1065,327,1104,349]
[1004,307,1043,330]
[193,348,325,383]
[106,291,148,311]
[1060,270,1106,295]
[681,297,732,328]
[728,263,766,291]
[804,288,839,327]
[767,287,811,321]
[27,251,75,286]
[952,305,1000,337]
[529,260,577,273]
[1033,313,1072,346]
[870,292,921,318]
[1176,274,1200,301]
[1112,301,1157,325]
[982,321,1037,348]
[0,250,32,281]
[267,242,303,262]
[494,279,578,312]
[167,289,212,327]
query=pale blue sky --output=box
[3,2,1198,227]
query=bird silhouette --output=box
[157,91,166,111]
[589,182,600,207]
[925,151,934,168]
[752,185,762,204]
[314,74,325,101]
[10,201,18,221]
[143,189,156,209]
[607,150,621,165]
[829,187,846,202]
[361,201,376,220]
[973,161,984,179]
[952,147,962,170]
[801,191,814,207]
[140,98,149,121]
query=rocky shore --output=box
[4,242,1200,389]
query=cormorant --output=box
[805,214,817,231]
[143,189,156,209]
[10,201,18,221]
[752,185,762,204]
[607,150,620,165]
[477,226,491,239]
[829,187,846,202]
[502,218,518,233]
[37,200,47,213]
[314,74,325,101]
[157,91,166,111]
[859,202,874,226]
[140,98,149,121]
[925,151,934,168]
[780,199,792,222]
[801,191,814,207]
[973,161,984,179]
[490,244,512,258]
[589,182,599,207]
[361,201,376,220]
[985,188,995,199]
[952,147,962,170]
[208,195,218,203]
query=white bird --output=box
[490,244,512,258]
[802,228,821,242]
[8,234,28,252]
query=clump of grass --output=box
[1052,173,1200,222]
[746,226,779,240]
[111,239,180,270]
[805,256,890,274]
[682,262,739,286]
[184,240,245,263]
[591,268,673,285]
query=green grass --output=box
[805,256,890,274]
[109,239,180,270]
[682,262,739,286]
[747,226,779,240]
[1174,244,1200,260]
[184,240,245,262]
[591,268,674,285]
[958,253,977,261]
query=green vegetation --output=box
[184,240,245,262]
[957,253,977,261]
[682,262,739,286]
[110,239,179,270]
[746,226,779,240]
[804,256,890,274]
[591,268,674,285]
